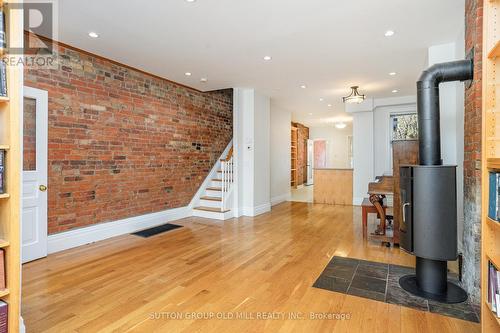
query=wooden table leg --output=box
[362,206,367,239]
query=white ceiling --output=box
[52,0,464,127]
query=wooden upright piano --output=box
[365,140,419,246]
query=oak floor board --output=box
[22,202,479,333]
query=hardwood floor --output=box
[22,202,480,333]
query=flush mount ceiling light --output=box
[200,78,208,83]
[327,104,332,107]
[300,85,307,89]
[308,113,313,116]
[389,72,397,76]
[342,86,366,104]
[263,56,272,61]
[319,98,324,102]
[335,122,347,129]
[385,30,395,37]
[88,32,99,38]
[186,0,196,2]
[185,72,192,76]
[392,89,399,93]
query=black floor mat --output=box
[132,223,183,238]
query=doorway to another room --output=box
[290,122,313,202]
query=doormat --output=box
[313,256,479,323]
[132,223,183,238]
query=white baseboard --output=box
[48,206,190,254]
[241,202,271,217]
[271,193,291,206]
[353,197,364,206]
[20,316,25,333]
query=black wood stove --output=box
[398,59,473,303]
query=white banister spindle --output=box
[220,156,234,212]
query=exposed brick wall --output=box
[292,122,309,185]
[463,0,483,308]
[24,39,233,234]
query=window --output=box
[391,113,418,141]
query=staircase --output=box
[193,146,234,220]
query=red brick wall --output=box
[24,40,233,234]
[463,0,483,307]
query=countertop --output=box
[314,168,353,171]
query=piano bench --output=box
[361,198,387,240]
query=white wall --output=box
[373,97,417,176]
[309,125,353,169]
[233,88,271,217]
[254,92,271,210]
[270,103,291,205]
[352,111,374,205]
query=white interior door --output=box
[22,87,48,263]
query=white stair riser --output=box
[193,209,226,220]
[199,199,222,208]
[206,189,222,197]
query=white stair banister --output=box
[221,156,233,211]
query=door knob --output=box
[39,185,47,192]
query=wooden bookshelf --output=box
[482,1,500,331]
[0,1,23,331]
[291,126,298,188]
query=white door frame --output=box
[21,86,48,263]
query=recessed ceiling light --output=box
[385,30,395,37]
[389,72,397,76]
[300,85,307,89]
[327,104,332,107]
[308,113,313,116]
[88,32,99,38]
[185,72,192,76]
[392,89,399,93]
[200,78,208,83]
[319,98,324,102]
[263,56,272,61]
[186,0,196,2]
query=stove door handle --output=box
[402,202,410,223]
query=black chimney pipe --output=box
[399,59,473,304]
[417,60,473,166]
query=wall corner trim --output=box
[47,206,190,254]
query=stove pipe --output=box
[417,60,473,166]
[398,59,473,303]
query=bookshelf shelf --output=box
[488,158,500,170]
[0,1,23,331]
[291,126,298,189]
[482,1,500,332]
[488,40,500,59]
[0,289,9,298]
[486,302,500,326]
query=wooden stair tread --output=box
[194,206,230,213]
[200,196,222,202]
[206,187,222,191]
[211,178,223,182]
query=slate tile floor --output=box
[313,256,479,323]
